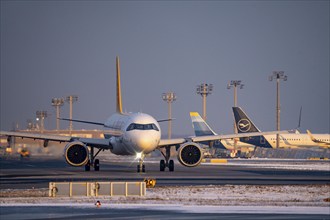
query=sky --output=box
[1,0,329,136]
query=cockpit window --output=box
[126,123,159,131]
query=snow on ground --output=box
[202,162,330,171]
[1,185,329,208]
[201,159,330,171]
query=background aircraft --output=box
[190,112,255,151]
[232,107,330,149]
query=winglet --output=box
[306,130,316,141]
[116,56,123,114]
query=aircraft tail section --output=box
[190,112,217,136]
[232,107,260,133]
[116,56,123,114]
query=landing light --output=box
[136,152,143,159]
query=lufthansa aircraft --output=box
[0,57,288,172]
[232,107,330,149]
[190,112,255,151]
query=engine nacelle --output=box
[177,142,203,167]
[64,141,89,167]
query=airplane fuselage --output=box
[104,112,161,155]
[241,133,330,149]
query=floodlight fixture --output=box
[162,92,177,139]
[52,98,65,130]
[36,111,48,132]
[227,80,244,107]
[196,83,213,121]
[66,95,78,131]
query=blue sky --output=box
[1,1,329,136]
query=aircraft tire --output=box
[94,159,100,171]
[160,160,165,172]
[85,161,91,171]
[169,160,174,172]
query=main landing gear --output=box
[85,146,103,171]
[160,146,174,172]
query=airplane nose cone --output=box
[136,136,158,153]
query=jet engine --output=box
[64,141,89,167]
[177,142,203,167]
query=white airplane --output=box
[0,57,288,172]
[189,112,255,151]
[232,107,330,149]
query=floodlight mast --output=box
[52,98,64,130]
[66,95,78,132]
[227,80,244,149]
[162,92,177,139]
[196,83,213,121]
[227,80,244,108]
[269,71,287,149]
[36,111,48,132]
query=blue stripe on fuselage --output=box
[240,136,273,148]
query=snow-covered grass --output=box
[202,161,330,171]
[200,158,330,171]
[1,185,329,208]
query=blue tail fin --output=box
[190,112,217,136]
[232,107,260,133]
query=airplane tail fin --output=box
[116,56,123,114]
[232,107,260,133]
[190,112,217,136]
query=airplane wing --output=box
[158,138,186,147]
[0,130,114,149]
[0,131,71,142]
[190,130,289,142]
[59,118,105,126]
[157,130,289,147]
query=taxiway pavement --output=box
[1,155,329,189]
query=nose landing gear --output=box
[137,153,146,173]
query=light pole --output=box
[66,95,78,132]
[52,98,64,130]
[162,92,177,139]
[36,111,48,132]
[196,83,213,121]
[227,80,244,132]
[269,71,287,148]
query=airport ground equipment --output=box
[18,147,30,158]
[144,178,156,188]
[49,181,146,197]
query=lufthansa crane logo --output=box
[237,119,251,132]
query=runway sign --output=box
[49,181,146,197]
